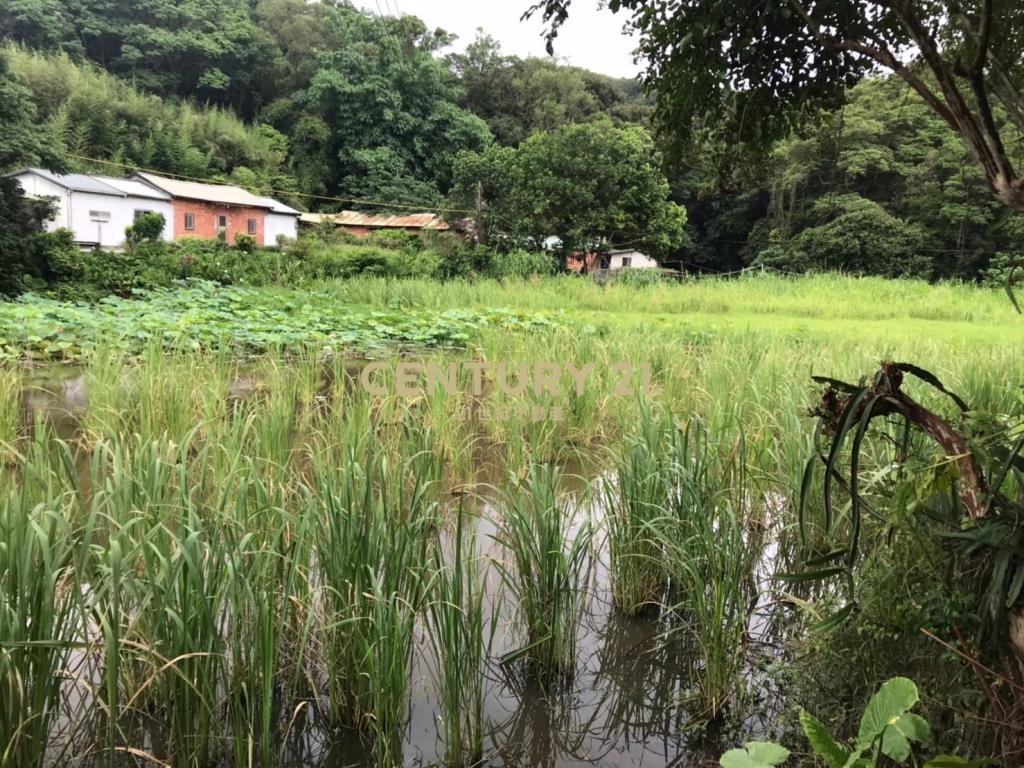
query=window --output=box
[133,209,151,221]
[88,210,111,222]
[184,213,195,231]
[621,256,632,268]
[247,218,258,235]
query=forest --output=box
[1,0,1021,281]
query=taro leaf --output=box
[857,677,919,753]
[799,709,850,768]
[923,756,995,768]
[720,741,791,768]
[876,711,931,762]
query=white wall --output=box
[264,213,298,247]
[66,193,174,248]
[12,173,174,248]
[608,250,658,270]
[11,173,70,229]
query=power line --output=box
[64,153,475,215]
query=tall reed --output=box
[602,401,674,615]
[494,464,592,685]
[313,444,435,765]
[426,506,492,767]
[0,438,81,768]
[657,427,759,719]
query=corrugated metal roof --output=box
[255,196,301,216]
[14,168,126,196]
[298,210,448,230]
[334,210,448,229]
[93,176,171,201]
[299,212,333,225]
[132,171,271,208]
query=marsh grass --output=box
[1,274,1021,765]
[0,367,19,461]
[0,447,79,768]
[313,444,436,764]
[426,506,494,767]
[657,429,760,720]
[602,401,675,615]
[494,464,592,686]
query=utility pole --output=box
[474,179,484,245]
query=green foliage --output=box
[722,677,989,768]
[448,31,651,146]
[4,45,294,193]
[232,232,256,253]
[755,195,931,278]
[486,249,555,280]
[125,212,165,248]
[0,49,62,171]
[0,177,60,295]
[720,742,790,768]
[452,121,686,266]
[0,281,561,360]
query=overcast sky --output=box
[358,1,641,79]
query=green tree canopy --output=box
[451,121,686,267]
[527,0,1024,212]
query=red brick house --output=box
[131,171,296,246]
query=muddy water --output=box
[20,370,791,768]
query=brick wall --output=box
[172,199,266,244]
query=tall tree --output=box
[451,120,687,267]
[526,0,1024,212]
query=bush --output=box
[754,196,931,279]
[982,252,1023,287]
[306,244,440,279]
[234,232,257,253]
[175,237,290,285]
[125,212,166,247]
[611,267,665,287]
[485,249,554,280]
[39,229,84,283]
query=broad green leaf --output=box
[799,709,850,768]
[857,677,919,750]
[720,742,790,768]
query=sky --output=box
[358,1,641,79]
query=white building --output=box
[256,196,300,246]
[606,248,659,270]
[8,168,173,249]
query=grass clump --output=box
[494,464,592,686]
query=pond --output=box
[14,365,797,768]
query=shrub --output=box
[485,249,554,280]
[233,232,257,253]
[982,251,1023,287]
[612,267,665,287]
[306,244,440,279]
[754,196,931,278]
[39,229,84,283]
[125,212,166,247]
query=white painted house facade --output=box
[606,248,659,270]
[9,169,173,249]
[256,196,300,245]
